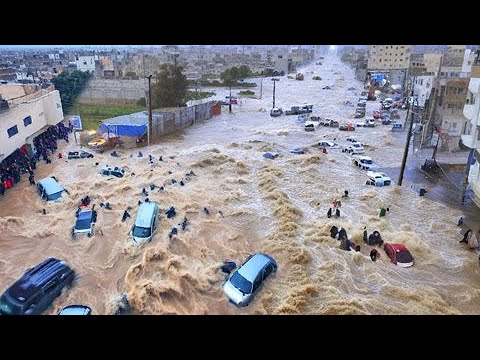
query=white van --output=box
[37,177,66,201]
[131,201,159,244]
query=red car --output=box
[373,110,383,119]
[383,243,414,268]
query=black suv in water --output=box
[0,257,75,315]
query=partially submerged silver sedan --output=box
[223,253,277,307]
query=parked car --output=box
[364,117,376,127]
[37,177,66,202]
[285,105,313,115]
[383,243,414,267]
[101,166,125,178]
[72,208,97,238]
[381,97,394,110]
[270,107,283,117]
[304,120,319,131]
[372,110,383,119]
[354,108,366,118]
[328,119,339,127]
[392,122,403,132]
[322,119,338,127]
[382,118,392,125]
[366,171,392,186]
[353,155,376,170]
[339,123,355,131]
[318,141,340,149]
[68,151,94,160]
[0,257,75,315]
[58,305,92,315]
[346,137,362,144]
[342,142,365,154]
[223,253,277,307]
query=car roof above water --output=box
[135,201,158,228]
[37,177,64,195]
[6,257,69,302]
[77,211,92,221]
[237,253,275,282]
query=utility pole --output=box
[271,78,279,108]
[398,74,417,186]
[229,83,232,113]
[146,74,153,147]
[260,78,263,99]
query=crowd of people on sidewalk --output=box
[0,122,70,198]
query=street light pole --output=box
[146,74,153,147]
[398,74,417,186]
[271,78,279,108]
[229,84,232,113]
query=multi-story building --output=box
[460,52,480,206]
[0,90,63,163]
[417,46,473,151]
[75,55,96,74]
[367,45,411,70]
[367,45,411,89]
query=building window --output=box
[458,88,464,95]
[7,125,18,138]
[23,116,32,127]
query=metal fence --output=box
[151,101,214,138]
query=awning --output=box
[99,111,148,137]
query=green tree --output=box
[52,70,92,114]
[220,65,252,86]
[151,64,188,108]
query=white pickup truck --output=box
[366,171,392,186]
[342,142,365,154]
[353,155,376,170]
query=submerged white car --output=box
[318,141,340,149]
[353,155,376,170]
[366,171,392,186]
[342,142,365,154]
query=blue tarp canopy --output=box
[99,112,148,137]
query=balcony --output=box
[464,103,475,120]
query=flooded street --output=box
[1,53,480,314]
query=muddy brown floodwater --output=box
[1,53,480,314]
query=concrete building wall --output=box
[77,79,146,104]
[414,75,435,107]
[424,53,442,74]
[0,90,63,162]
[367,45,411,70]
